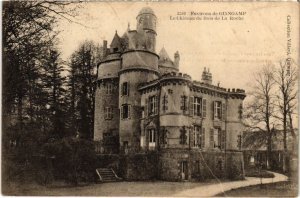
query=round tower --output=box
[136,7,157,52]
[119,7,159,153]
[94,42,121,153]
[136,7,157,33]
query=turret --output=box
[174,51,180,68]
[136,7,157,33]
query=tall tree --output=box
[66,41,100,139]
[243,65,276,168]
[42,49,68,138]
[2,1,76,135]
[273,60,298,149]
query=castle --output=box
[94,7,246,181]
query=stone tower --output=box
[136,7,157,52]
[119,7,159,152]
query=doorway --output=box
[180,161,188,180]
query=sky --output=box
[56,2,299,93]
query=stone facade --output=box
[94,7,246,181]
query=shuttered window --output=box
[210,128,214,148]
[193,97,202,116]
[193,125,201,147]
[201,128,205,148]
[189,96,194,116]
[202,99,207,118]
[181,95,188,113]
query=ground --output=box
[2,180,219,196]
[2,171,289,196]
[216,181,298,197]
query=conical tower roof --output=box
[159,47,171,61]
[110,31,121,48]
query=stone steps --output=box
[96,168,121,182]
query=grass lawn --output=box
[216,181,298,197]
[2,180,218,196]
[245,167,275,178]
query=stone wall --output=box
[159,149,244,181]
[94,79,120,142]
[96,150,244,181]
[119,153,159,181]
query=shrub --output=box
[43,137,97,185]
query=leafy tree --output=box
[2,1,79,185]
[66,41,101,139]
[41,49,68,138]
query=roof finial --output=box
[204,67,206,72]
[127,22,130,31]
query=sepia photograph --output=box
[2,1,299,197]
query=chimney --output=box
[201,67,212,85]
[103,40,108,58]
[174,51,180,68]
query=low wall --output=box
[96,150,244,181]
[159,149,244,181]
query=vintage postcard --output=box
[2,1,299,197]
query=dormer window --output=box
[113,47,118,52]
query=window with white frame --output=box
[149,95,157,115]
[193,97,202,116]
[193,125,201,147]
[148,129,156,148]
[214,101,222,119]
[106,83,113,94]
[105,107,113,119]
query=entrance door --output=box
[180,161,188,180]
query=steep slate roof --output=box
[159,47,172,62]
[110,31,121,48]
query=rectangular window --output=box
[149,95,157,116]
[194,97,202,116]
[122,82,129,96]
[214,128,221,148]
[162,94,168,112]
[214,101,222,120]
[105,107,113,119]
[121,104,130,119]
[148,129,156,143]
[106,83,113,94]
[148,129,156,149]
[193,125,201,148]
[181,95,188,112]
